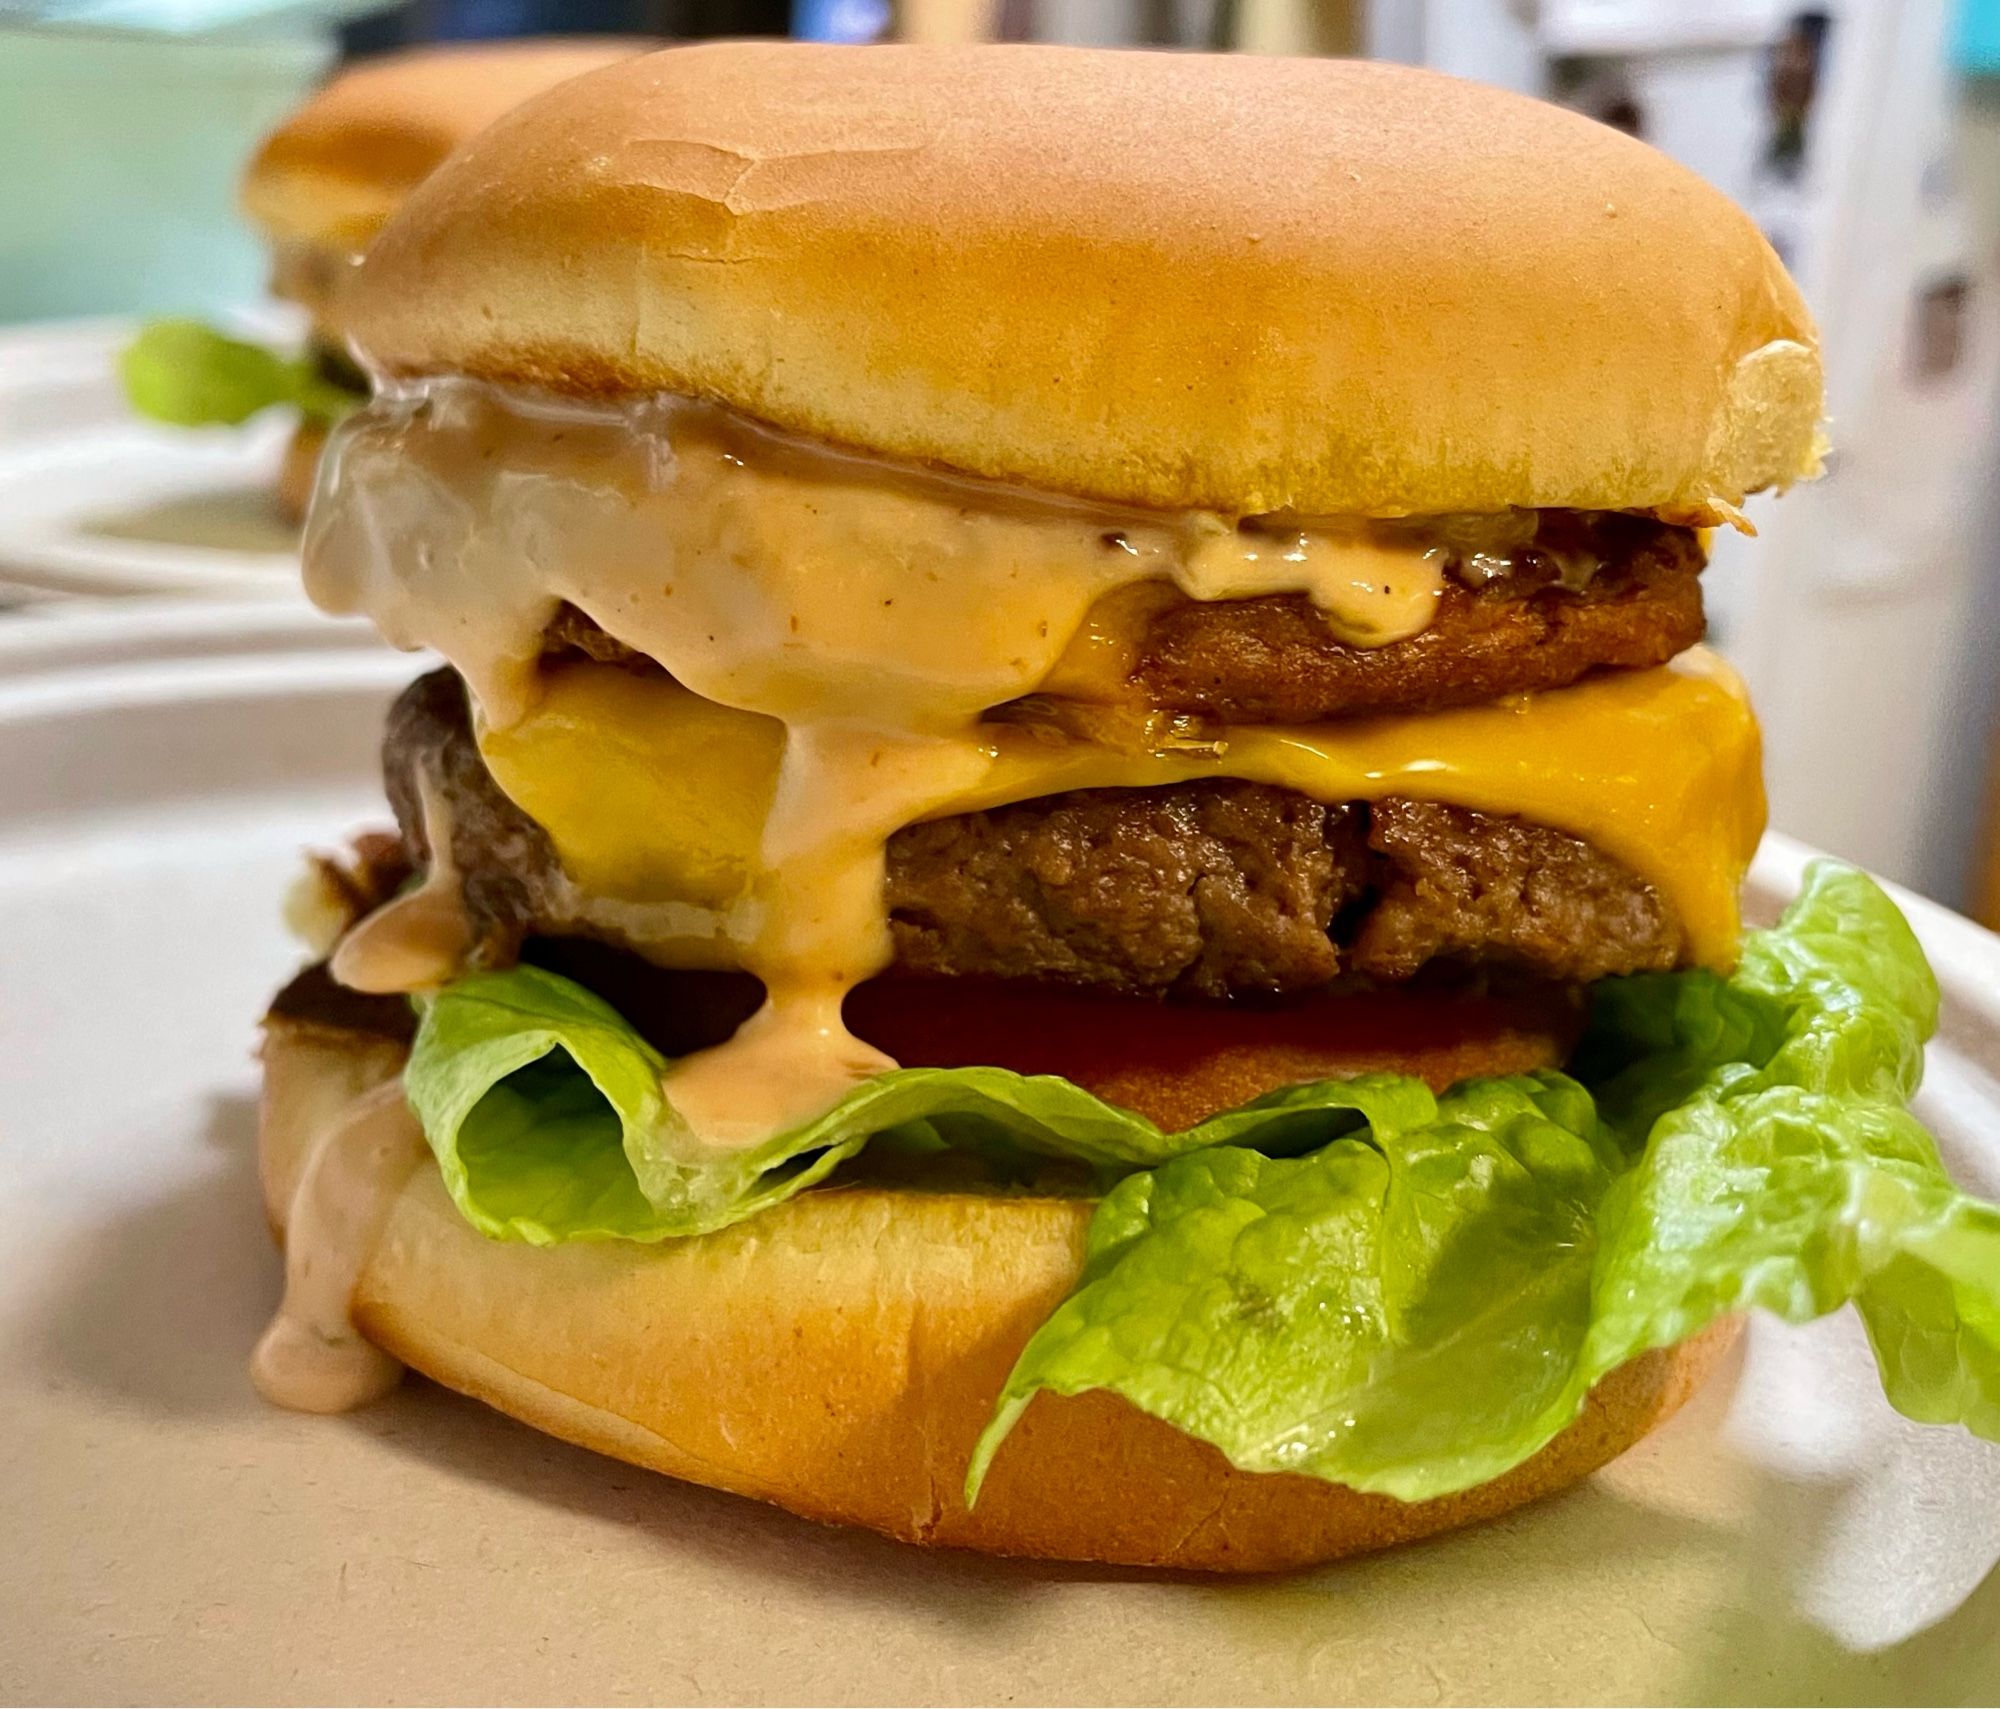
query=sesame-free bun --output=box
[260,1015,1737,1572]
[240,40,649,259]
[344,42,1822,519]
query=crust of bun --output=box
[261,1017,1738,1572]
[241,40,648,256]
[345,42,1821,517]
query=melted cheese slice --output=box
[483,646,1765,976]
[483,669,786,908]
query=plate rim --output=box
[0,312,303,599]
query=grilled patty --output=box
[544,512,1704,727]
[385,668,1681,996]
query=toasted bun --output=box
[241,40,649,259]
[344,42,1821,518]
[261,1016,1737,1571]
[276,419,325,525]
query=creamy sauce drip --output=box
[330,767,475,994]
[662,990,895,1152]
[1179,524,1443,640]
[252,1078,426,1413]
[301,382,1539,728]
[303,379,1661,1152]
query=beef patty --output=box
[545,512,1704,728]
[385,668,1681,997]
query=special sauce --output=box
[329,767,472,995]
[309,381,1468,1141]
[253,1077,426,1412]
[304,380,1754,1159]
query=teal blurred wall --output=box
[0,30,331,324]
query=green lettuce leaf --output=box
[400,861,2000,1502]
[405,965,855,1242]
[969,864,2000,1500]
[119,319,359,430]
[404,965,1427,1242]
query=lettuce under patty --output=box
[401,862,2000,1504]
[120,319,360,431]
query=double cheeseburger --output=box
[120,39,644,520]
[257,44,2000,1572]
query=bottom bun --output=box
[276,419,326,525]
[260,1015,1738,1573]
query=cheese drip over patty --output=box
[305,380,1765,1148]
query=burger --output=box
[118,39,645,522]
[257,43,2000,1572]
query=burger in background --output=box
[118,38,646,522]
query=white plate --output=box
[2,614,1996,1705]
[0,317,304,602]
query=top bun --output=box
[345,42,1823,518]
[241,39,650,257]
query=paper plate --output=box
[0,317,303,602]
[1,609,1995,1705]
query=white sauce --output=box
[661,988,895,1153]
[330,766,473,994]
[304,380,1455,728]
[252,1078,427,1413]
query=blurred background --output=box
[2,0,1998,926]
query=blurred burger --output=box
[119,39,644,521]
[254,44,2000,1571]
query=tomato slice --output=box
[846,977,1582,1131]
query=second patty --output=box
[546,510,1705,728]
[385,668,1681,997]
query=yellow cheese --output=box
[479,666,785,907]
[481,646,1765,974]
